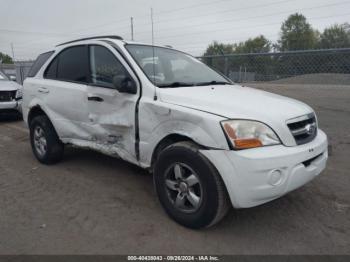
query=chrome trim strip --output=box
[286,112,315,125]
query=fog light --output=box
[269,169,283,186]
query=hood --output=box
[159,84,314,125]
[0,80,22,91]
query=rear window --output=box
[56,46,89,83]
[27,51,54,77]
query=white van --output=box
[23,36,328,229]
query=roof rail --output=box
[56,35,123,47]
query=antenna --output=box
[130,17,134,41]
[151,7,157,100]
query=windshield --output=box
[0,71,9,81]
[125,44,231,87]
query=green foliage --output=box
[319,24,350,49]
[201,13,350,81]
[0,52,14,64]
[278,13,319,51]
[203,36,271,56]
[234,35,271,54]
[203,41,235,56]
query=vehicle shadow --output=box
[0,113,23,122]
[58,145,324,235]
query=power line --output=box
[0,28,76,37]
[62,0,295,39]
[135,0,350,36]
[150,12,350,41]
[152,0,294,24]
[153,0,232,15]
[156,11,350,50]
[65,0,233,34]
[62,0,294,36]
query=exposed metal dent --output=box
[63,138,139,165]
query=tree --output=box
[202,37,273,80]
[319,24,350,49]
[202,41,235,74]
[0,52,14,64]
[234,35,271,54]
[203,41,235,56]
[278,13,319,51]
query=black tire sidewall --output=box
[154,144,221,229]
[29,116,63,164]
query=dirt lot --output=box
[0,84,349,255]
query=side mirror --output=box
[10,76,17,82]
[112,75,137,94]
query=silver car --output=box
[0,70,23,116]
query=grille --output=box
[287,114,318,145]
[0,91,16,102]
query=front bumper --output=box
[201,129,328,208]
[0,100,22,113]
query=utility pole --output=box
[11,43,16,62]
[130,17,134,41]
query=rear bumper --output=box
[201,129,328,208]
[0,100,22,113]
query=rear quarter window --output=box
[27,51,54,77]
[45,57,58,79]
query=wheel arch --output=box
[28,105,47,125]
[150,133,208,172]
[27,105,61,141]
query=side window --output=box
[28,51,54,77]
[57,46,89,83]
[89,45,129,88]
[45,57,58,79]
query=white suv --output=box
[23,36,328,229]
[0,70,23,116]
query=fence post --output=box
[224,56,229,77]
[239,66,242,83]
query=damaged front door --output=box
[85,44,139,163]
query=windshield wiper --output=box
[195,81,232,86]
[158,82,195,88]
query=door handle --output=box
[38,87,49,94]
[88,96,104,102]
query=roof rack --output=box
[56,35,123,47]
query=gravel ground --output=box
[0,84,349,255]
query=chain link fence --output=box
[198,48,350,85]
[2,49,350,86]
[0,61,34,85]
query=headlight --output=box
[221,120,281,150]
[15,89,23,100]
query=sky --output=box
[0,0,350,60]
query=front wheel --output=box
[154,141,230,229]
[29,115,64,165]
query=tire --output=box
[29,115,64,165]
[154,141,230,229]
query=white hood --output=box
[159,85,314,146]
[159,85,313,121]
[0,80,22,91]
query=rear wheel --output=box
[29,115,64,165]
[154,141,230,229]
